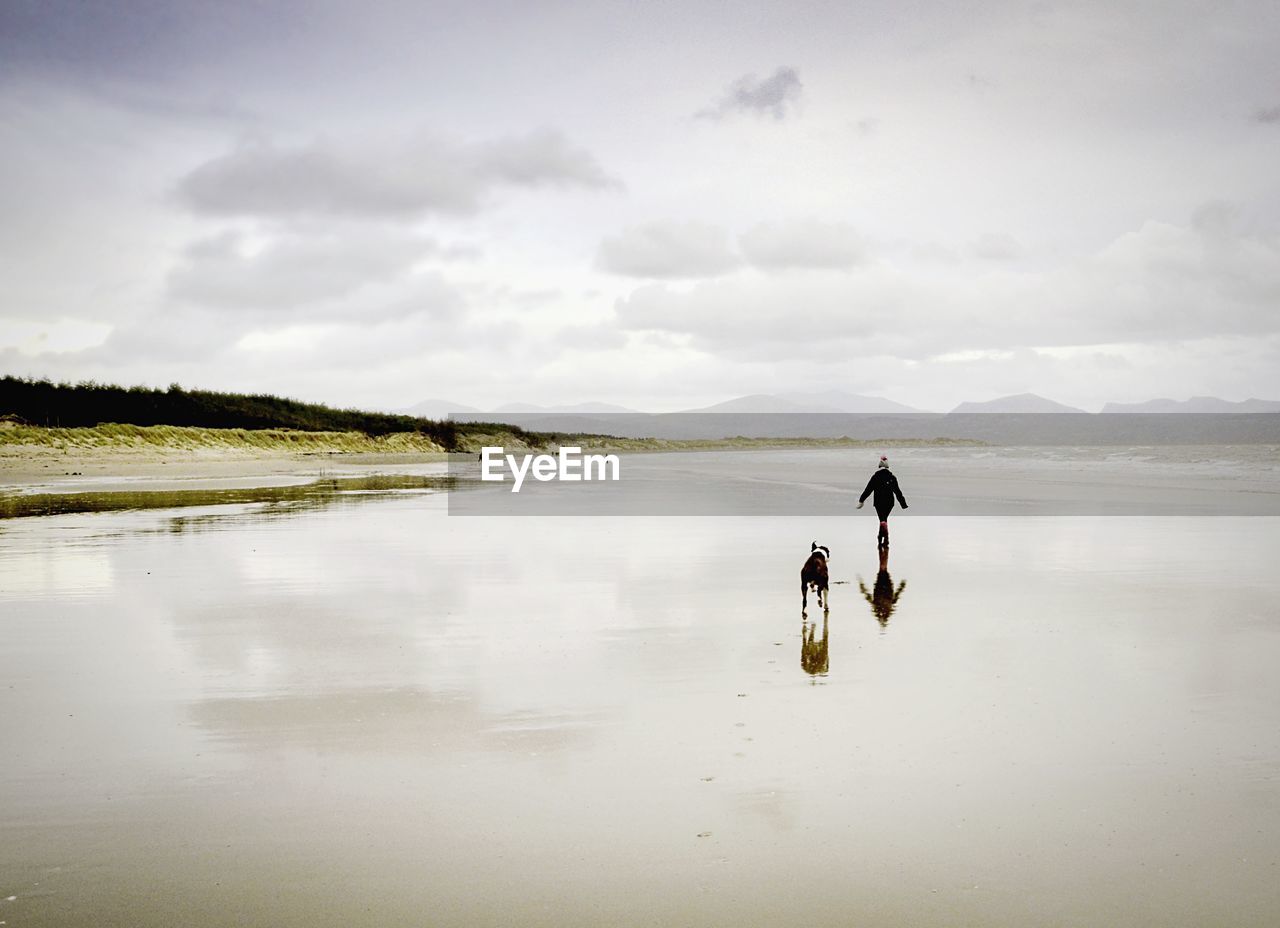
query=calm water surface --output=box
[2,483,1278,926]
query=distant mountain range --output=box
[399,401,473,419]
[403,399,638,418]
[684,391,922,414]
[404,391,1279,419]
[404,391,920,418]
[1101,396,1280,413]
[950,393,1087,414]
[495,401,639,414]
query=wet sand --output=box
[0,445,448,494]
[2,452,1279,926]
[452,444,1280,515]
[5,443,1279,515]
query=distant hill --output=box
[1101,396,1280,413]
[405,392,1280,417]
[778,390,922,413]
[685,391,923,414]
[402,399,481,419]
[951,393,1086,414]
[407,400,640,417]
[492,402,640,414]
[683,394,811,414]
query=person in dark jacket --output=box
[857,455,908,548]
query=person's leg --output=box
[875,503,893,546]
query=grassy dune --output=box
[1,379,988,458]
[0,423,542,455]
[0,423,985,456]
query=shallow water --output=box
[2,475,1279,925]
[450,445,1280,515]
[0,472,450,518]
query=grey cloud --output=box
[553,322,628,351]
[233,315,523,370]
[176,129,620,220]
[96,273,472,368]
[509,287,564,306]
[96,306,244,363]
[99,228,469,365]
[438,241,484,260]
[167,231,440,313]
[739,220,863,270]
[615,214,1280,362]
[615,276,901,363]
[348,275,466,326]
[698,66,802,121]
[474,129,618,189]
[971,232,1023,261]
[0,0,292,84]
[1254,105,1280,124]
[598,217,1000,279]
[1097,215,1280,310]
[1190,200,1240,236]
[596,218,863,277]
[596,222,740,279]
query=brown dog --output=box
[801,542,830,613]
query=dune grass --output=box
[0,423,450,454]
[0,422,985,457]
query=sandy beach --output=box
[2,446,1279,926]
[5,441,1279,512]
[0,444,448,494]
[8,0,1280,922]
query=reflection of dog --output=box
[801,612,829,676]
[801,542,830,613]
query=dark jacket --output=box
[860,468,907,512]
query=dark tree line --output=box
[0,376,533,449]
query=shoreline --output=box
[3,438,1278,519]
[0,424,982,495]
[0,446,451,495]
[0,424,450,493]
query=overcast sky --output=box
[2,0,1279,412]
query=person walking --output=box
[857,455,908,548]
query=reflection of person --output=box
[859,546,907,628]
[857,455,908,548]
[801,611,829,677]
